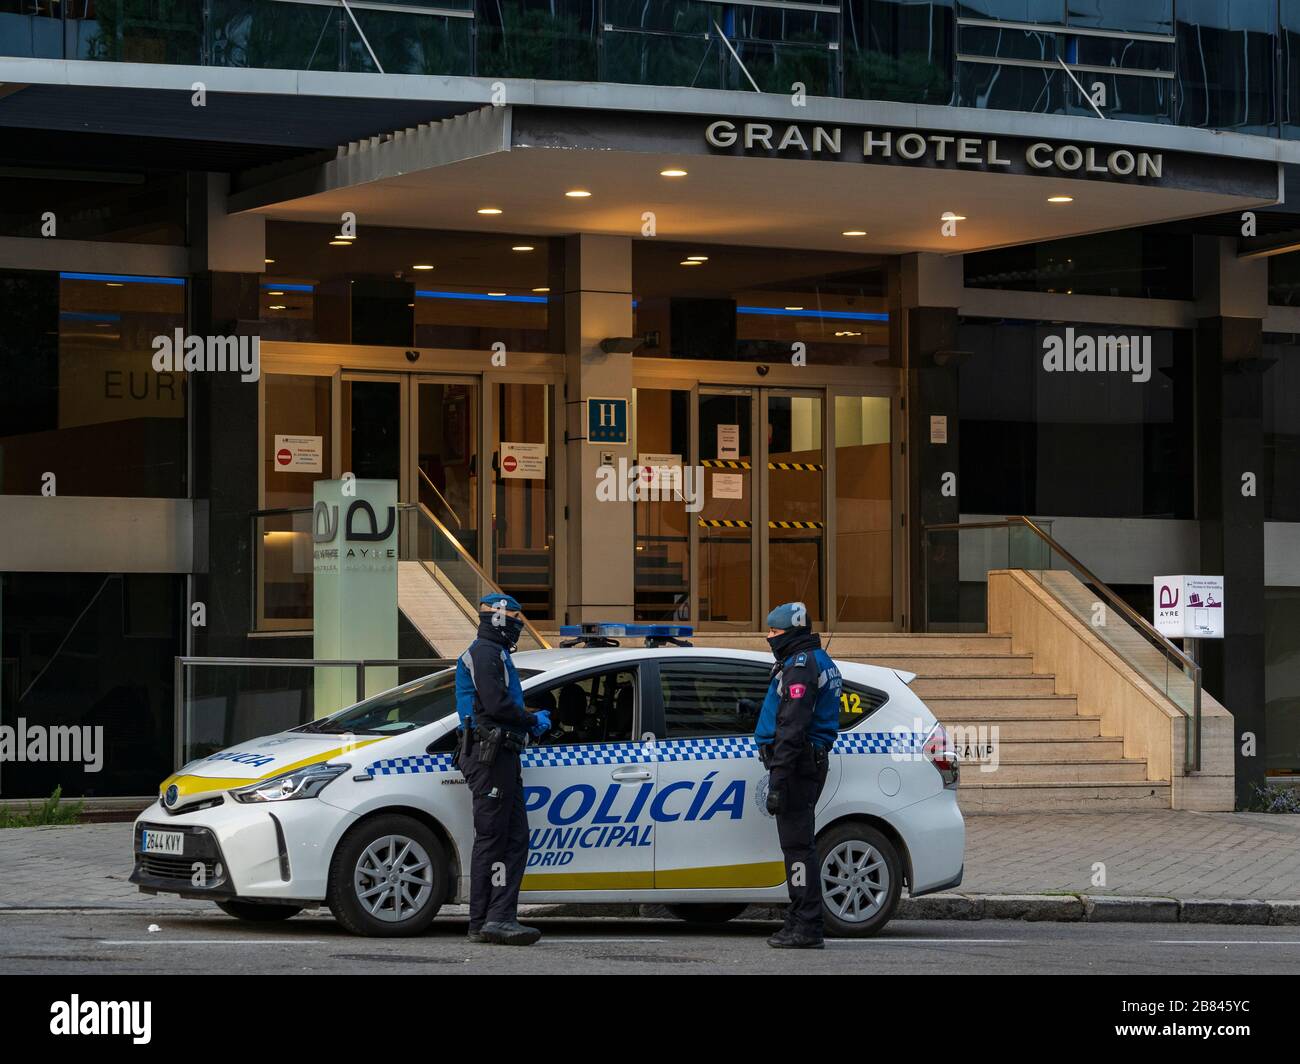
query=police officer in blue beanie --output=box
[755,601,841,948]
[454,592,551,945]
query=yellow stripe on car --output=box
[521,860,787,891]
[159,739,384,800]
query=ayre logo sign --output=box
[1042,328,1152,383]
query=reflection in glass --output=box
[766,394,824,623]
[697,392,753,625]
[835,395,892,624]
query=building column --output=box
[188,174,267,657]
[1194,236,1269,808]
[900,254,963,631]
[562,235,635,624]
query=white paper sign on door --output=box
[637,453,682,492]
[712,472,744,499]
[273,434,323,473]
[717,424,740,460]
[500,441,546,479]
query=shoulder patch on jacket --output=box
[794,652,808,666]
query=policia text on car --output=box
[454,593,552,945]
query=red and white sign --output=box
[273,434,323,473]
[501,441,545,480]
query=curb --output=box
[533,895,1300,925]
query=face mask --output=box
[480,613,524,650]
[769,627,812,661]
[502,616,524,649]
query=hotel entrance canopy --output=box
[227,94,1288,255]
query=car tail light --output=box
[923,722,959,788]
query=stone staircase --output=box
[683,632,1170,813]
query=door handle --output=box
[611,768,652,782]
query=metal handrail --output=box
[249,504,551,650]
[922,516,1202,773]
[417,466,463,529]
[173,655,454,769]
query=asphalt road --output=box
[3,910,1299,975]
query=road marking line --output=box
[98,939,326,946]
[1151,940,1300,945]
[546,937,667,943]
[828,938,1018,945]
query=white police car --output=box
[131,625,964,938]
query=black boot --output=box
[466,926,487,943]
[480,920,542,946]
[768,925,824,949]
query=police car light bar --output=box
[558,623,694,648]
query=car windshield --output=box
[295,668,542,735]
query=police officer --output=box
[754,601,841,949]
[454,593,551,946]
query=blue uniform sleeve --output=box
[769,656,819,786]
[467,642,535,731]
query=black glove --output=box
[766,786,785,816]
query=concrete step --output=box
[958,781,1171,814]
[926,695,1078,719]
[970,737,1126,761]
[846,654,1036,676]
[912,675,1057,697]
[942,716,1104,741]
[970,758,1150,784]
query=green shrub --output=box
[0,787,85,828]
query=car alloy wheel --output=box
[821,838,889,923]
[353,833,434,923]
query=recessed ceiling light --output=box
[105,282,123,287]
[532,287,550,293]
[1047,195,1074,203]
[842,229,867,237]
[268,304,287,310]
[660,168,688,178]
[329,239,351,246]
[412,264,434,270]
[941,212,966,221]
[477,207,503,215]
[488,291,507,297]
[565,189,592,198]
[686,255,709,262]
[264,258,275,265]
[679,260,703,266]
[512,245,535,252]
[785,306,804,311]
[267,290,284,296]
[408,302,414,308]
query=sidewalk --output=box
[0,811,1296,918]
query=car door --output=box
[516,664,655,893]
[647,656,839,890]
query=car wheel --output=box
[327,814,448,937]
[664,903,748,925]
[215,899,303,922]
[817,821,902,938]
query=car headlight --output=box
[231,762,351,804]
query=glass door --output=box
[492,382,555,620]
[762,391,825,626]
[412,378,481,562]
[695,389,757,628]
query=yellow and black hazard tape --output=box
[768,520,825,529]
[698,518,752,528]
[767,461,824,472]
[702,459,751,469]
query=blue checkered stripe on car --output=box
[370,753,456,775]
[367,731,926,775]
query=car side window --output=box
[524,668,637,745]
[660,660,772,738]
[839,683,888,729]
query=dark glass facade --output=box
[0,572,184,799]
[6,1,1300,138]
[1262,334,1300,523]
[957,318,1195,518]
[964,229,1195,300]
[0,269,188,498]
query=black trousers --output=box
[774,751,830,934]
[458,743,529,930]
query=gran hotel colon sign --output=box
[703,120,1164,181]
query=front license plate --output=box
[141,829,184,856]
